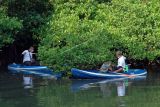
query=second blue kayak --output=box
[71,68,147,79]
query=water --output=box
[0,70,160,107]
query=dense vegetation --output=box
[7,0,54,47]
[1,0,160,71]
[0,4,22,48]
[0,0,53,48]
[38,0,160,71]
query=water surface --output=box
[0,70,160,107]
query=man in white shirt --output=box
[114,51,126,72]
[22,46,34,66]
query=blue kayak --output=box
[71,68,147,79]
[8,63,62,79]
[8,64,48,71]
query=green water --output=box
[0,71,160,107]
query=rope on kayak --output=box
[60,40,90,54]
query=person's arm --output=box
[22,50,26,55]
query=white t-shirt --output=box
[117,56,126,68]
[22,50,33,63]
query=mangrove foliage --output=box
[38,0,160,71]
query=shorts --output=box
[113,66,123,72]
[23,61,32,66]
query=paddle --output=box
[112,72,136,78]
[121,74,135,78]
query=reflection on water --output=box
[117,81,126,97]
[100,80,126,98]
[99,80,128,107]
[23,75,33,89]
[70,77,147,107]
[1,71,160,107]
[116,81,126,107]
[100,82,111,98]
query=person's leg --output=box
[108,67,113,71]
[34,61,40,66]
[31,60,40,66]
[114,66,123,73]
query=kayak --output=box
[71,68,147,79]
[8,63,62,79]
[8,63,48,71]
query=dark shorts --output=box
[116,66,123,70]
[23,61,40,66]
[113,66,123,72]
[23,61,32,66]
